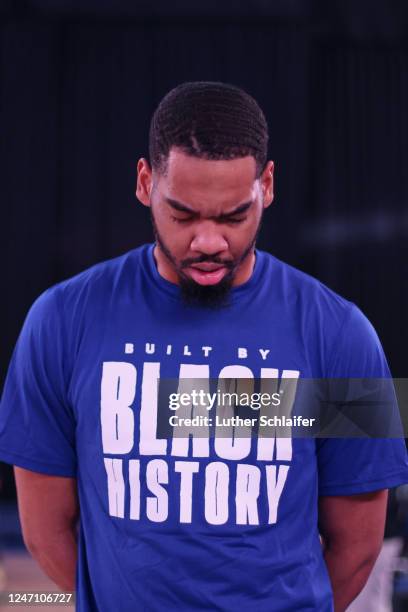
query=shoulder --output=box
[259,250,354,323]
[20,246,149,350]
[258,251,385,376]
[31,245,148,315]
[54,245,147,300]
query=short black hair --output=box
[149,81,268,177]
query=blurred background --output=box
[0,1,408,610]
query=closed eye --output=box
[171,216,194,224]
[171,215,247,224]
[223,216,247,224]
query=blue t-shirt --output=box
[1,244,407,612]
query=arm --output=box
[14,466,79,591]
[318,489,388,612]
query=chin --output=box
[178,273,234,309]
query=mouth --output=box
[187,265,228,286]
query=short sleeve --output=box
[0,287,76,477]
[317,304,408,496]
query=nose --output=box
[189,221,229,256]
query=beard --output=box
[150,210,262,309]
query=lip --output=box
[187,266,227,286]
[191,263,224,272]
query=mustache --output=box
[181,255,235,269]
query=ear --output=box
[260,161,274,209]
[136,158,153,207]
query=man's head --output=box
[136,81,274,307]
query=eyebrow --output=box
[165,197,253,218]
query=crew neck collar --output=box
[144,243,264,304]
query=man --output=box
[0,81,407,611]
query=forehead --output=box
[155,148,258,212]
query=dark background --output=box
[1,0,408,495]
